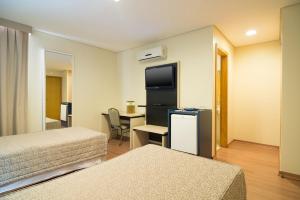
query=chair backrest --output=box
[108,108,121,127]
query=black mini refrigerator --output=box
[168,109,212,158]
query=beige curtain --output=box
[0,26,28,136]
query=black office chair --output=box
[108,108,130,145]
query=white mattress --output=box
[0,145,246,200]
[0,127,107,188]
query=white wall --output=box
[232,41,281,146]
[280,3,300,175]
[28,30,120,133]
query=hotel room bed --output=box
[0,127,107,194]
[1,145,246,200]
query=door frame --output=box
[42,50,74,131]
[215,47,228,151]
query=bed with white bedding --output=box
[0,145,246,200]
[0,127,107,194]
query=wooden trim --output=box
[279,171,300,181]
[233,139,280,148]
[215,48,228,148]
[214,46,229,153]
[217,49,227,56]
[227,139,235,146]
[0,18,32,33]
[220,52,228,148]
[212,43,218,158]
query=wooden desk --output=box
[102,112,145,118]
[101,112,145,149]
[132,125,168,149]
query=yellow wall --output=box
[231,41,281,146]
[280,3,300,175]
[213,29,281,147]
[28,30,121,133]
[67,70,72,102]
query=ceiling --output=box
[45,51,72,71]
[0,0,298,51]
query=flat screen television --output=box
[145,63,177,89]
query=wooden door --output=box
[216,49,228,148]
[216,57,221,149]
[220,53,228,147]
[46,76,62,120]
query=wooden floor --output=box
[107,138,130,160]
[215,141,300,200]
[107,139,300,200]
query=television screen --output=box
[145,64,176,89]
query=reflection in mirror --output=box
[45,51,73,130]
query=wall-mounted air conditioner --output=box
[137,46,166,62]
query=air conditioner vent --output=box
[137,46,166,62]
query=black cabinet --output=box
[145,63,178,142]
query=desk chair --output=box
[108,108,130,145]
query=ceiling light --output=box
[246,30,257,36]
[114,0,120,2]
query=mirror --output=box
[44,51,73,130]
